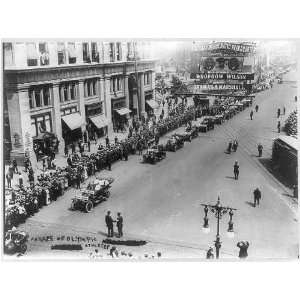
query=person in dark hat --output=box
[233,161,239,180]
[206,247,214,259]
[257,143,263,157]
[105,136,110,147]
[250,110,254,120]
[106,152,112,171]
[12,159,18,174]
[237,241,249,259]
[255,104,259,112]
[116,212,123,238]
[277,108,281,118]
[253,188,261,207]
[105,211,114,237]
[277,121,281,133]
[6,172,12,188]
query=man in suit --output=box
[116,212,123,238]
[237,241,249,259]
[105,211,114,237]
[253,188,261,207]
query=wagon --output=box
[71,177,114,212]
[143,149,158,164]
[186,126,199,138]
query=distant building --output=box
[3,40,156,163]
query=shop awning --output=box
[115,108,131,116]
[62,113,84,131]
[89,115,108,129]
[146,100,159,109]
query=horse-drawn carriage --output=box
[186,125,199,138]
[71,177,114,212]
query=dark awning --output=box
[62,113,84,130]
[89,115,109,129]
[115,108,131,115]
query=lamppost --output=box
[201,197,237,259]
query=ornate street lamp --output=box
[201,197,237,259]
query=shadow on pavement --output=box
[225,176,235,180]
[245,201,255,208]
[258,158,294,189]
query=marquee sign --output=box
[192,73,254,80]
[199,42,255,54]
[193,84,252,92]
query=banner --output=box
[199,42,255,54]
[193,84,251,92]
[192,73,254,80]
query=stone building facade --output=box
[3,41,156,164]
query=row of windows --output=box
[59,82,77,103]
[30,113,52,137]
[4,42,136,67]
[144,72,152,85]
[29,85,51,109]
[110,76,123,93]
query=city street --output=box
[18,71,298,260]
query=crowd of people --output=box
[4,103,196,231]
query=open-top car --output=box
[4,229,29,255]
[71,177,114,212]
[174,132,192,143]
[186,125,199,138]
[201,117,215,130]
[143,145,166,164]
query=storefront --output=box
[146,99,159,116]
[87,114,108,140]
[111,98,131,131]
[61,112,84,145]
[85,102,107,139]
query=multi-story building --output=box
[3,40,156,164]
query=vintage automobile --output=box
[186,125,199,138]
[174,132,192,143]
[71,177,114,212]
[4,229,29,255]
[201,117,215,130]
[142,145,166,164]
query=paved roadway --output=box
[19,70,298,259]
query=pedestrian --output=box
[253,187,261,207]
[255,105,259,112]
[28,171,35,185]
[233,161,239,180]
[227,140,232,154]
[6,172,12,188]
[277,121,281,133]
[105,211,114,237]
[12,159,18,174]
[206,247,214,259]
[237,241,249,259]
[277,108,281,118]
[18,172,23,188]
[295,96,297,102]
[283,106,286,115]
[123,146,128,161]
[105,136,110,147]
[75,172,81,189]
[42,157,47,171]
[250,110,254,120]
[116,212,123,238]
[257,143,263,157]
[106,153,112,171]
[87,139,91,152]
[232,139,238,152]
[114,136,118,144]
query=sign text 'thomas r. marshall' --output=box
[193,84,247,91]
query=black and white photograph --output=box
[2,39,298,261]
[0,1,299,299]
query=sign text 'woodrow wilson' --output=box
[194,73,254,80]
